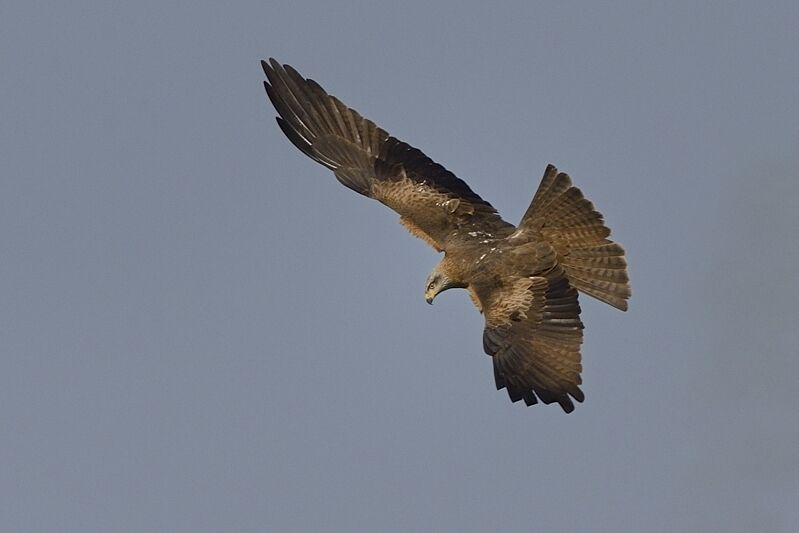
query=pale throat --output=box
[430,265,468,293]
[425,257,468,303]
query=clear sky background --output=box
[2,2,798,532]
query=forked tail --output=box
[518,165,630,311]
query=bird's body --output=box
[262,59,630,412]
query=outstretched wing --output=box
[478,266,585,413]
[262,58,514,251]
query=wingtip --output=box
[570,386,585,403]
[560,399,575,413]
[260,58,277,77]
[523,390,538,406]
[282,63,305,84]
[269,57,284,72]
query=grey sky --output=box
[2,1,798,532]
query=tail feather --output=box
[520,165,631,311]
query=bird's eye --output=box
[428,282,435,291]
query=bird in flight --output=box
[261,59,630,412]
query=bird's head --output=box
[424,263,466,304]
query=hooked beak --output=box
[425,289,436,305]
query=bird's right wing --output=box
[262,59,515,252]
[478,267,585,412]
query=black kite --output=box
[261,59,630,412]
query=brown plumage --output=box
[261,59,630,412]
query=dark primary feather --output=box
[263,60,483,201]
[261,58,514,250]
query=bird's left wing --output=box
[262,59,514,252]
